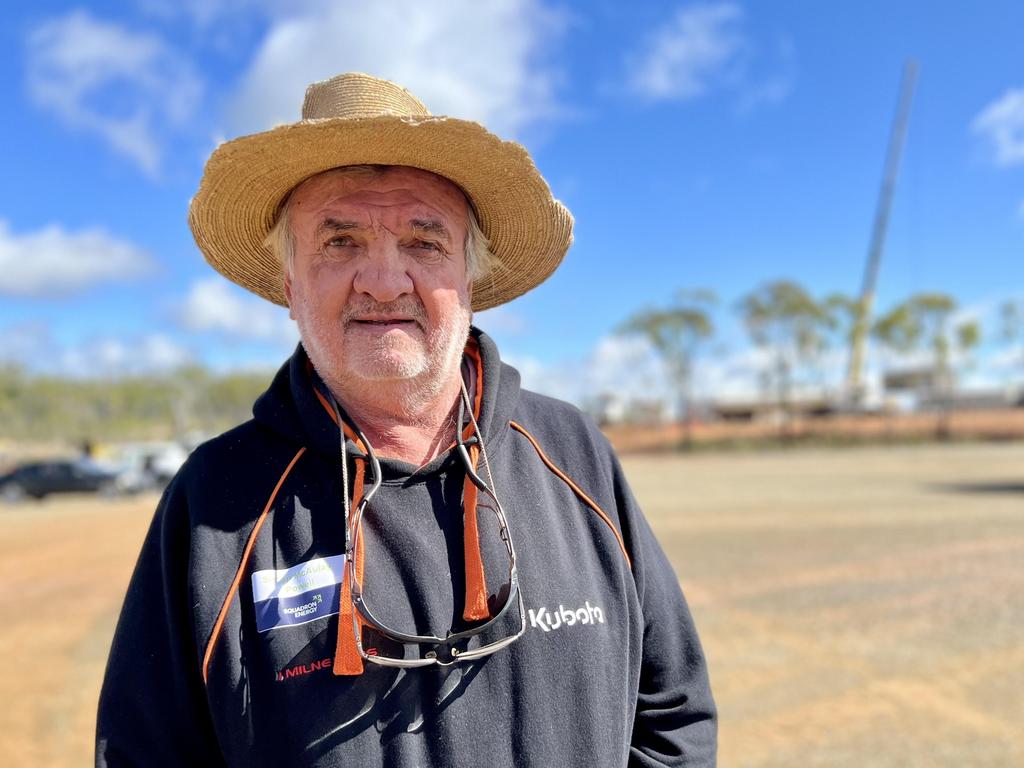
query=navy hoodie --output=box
[96,328,716,766]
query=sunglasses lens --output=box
[358,624,410,662]
[358,588,523,667]
[490,581,511,613]
[351,422,524,668]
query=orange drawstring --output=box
[334,458,366,676]
[461,341,490,621]
[461,440,490,622]
[323,338,492,672]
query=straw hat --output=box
[188,72,574,311]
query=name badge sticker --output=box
[251,555,346,632]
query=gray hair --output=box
[263,166,499,286]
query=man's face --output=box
[284,166,473,404]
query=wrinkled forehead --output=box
[286,165,471,225]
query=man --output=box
[97,72,716,767]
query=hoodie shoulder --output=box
[511,388,617,487]
[184,419,287,481]
[174,418,306,529]
[514,388,610,445]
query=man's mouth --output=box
[349,316,421,329]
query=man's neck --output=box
[328,373,465,466]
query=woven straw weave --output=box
[189,72,573,311]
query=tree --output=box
[872,292,980,437]
[738,280,831,435]
[823,292,869,403]
[618,290,716,447]
[0,366,273,442]
[823,294,862,346]
[1000,299,1024,393]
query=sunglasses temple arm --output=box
[457,443,495,495]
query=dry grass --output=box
[1,442,1021,766]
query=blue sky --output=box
[1,1,1022,406]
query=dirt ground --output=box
[1,442,1021,766]
[626,442,1024,767]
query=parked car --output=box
[0,459,121,502]
[104,441,189,492]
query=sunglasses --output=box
[333,379,525,668]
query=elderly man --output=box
[97,73,716,767]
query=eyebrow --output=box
[314,216,453,243]
[409,219,452,242]
[315,218,362,236]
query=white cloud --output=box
[734,37,796,115]
[58,334,193,377]
[734,73,791,114]
[226,0,565,137]
[505,324,1021,416]
[0,323,191,377]
[518,311,1024,413]
[628,3,744,101]
[178,278,299,346]
[506,335,674,407]
[137,0,275,54]
[988,345,1023,374]
[507,334,839,416]
[971,88,1024,167]
[626,5,795,112]
[26,10,202,176]
[508,335,817,411]
[0,323,52,366]
[138,0,261,28]
[0,220,153,298]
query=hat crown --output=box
[192,71,572,312]
[301,72,431,121]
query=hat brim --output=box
[188,115,573,312]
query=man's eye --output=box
[410,239,442,252]
[322,236,358,256]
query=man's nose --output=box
[351,243,414,303]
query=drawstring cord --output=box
[330,397,379,675]
[456,377,492,622]
[328,351,496,675]
[460,375,499,495]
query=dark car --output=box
[0,459,121,502]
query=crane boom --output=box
[846,60,918,404]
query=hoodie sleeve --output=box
[96,477,224,766]
[614,456,718,767]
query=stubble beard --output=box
[297,296,473,417]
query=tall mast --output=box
[846,60,918,404]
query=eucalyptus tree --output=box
[738,280,832,430]
[618,289,717,446]
[1001,299,1024,388]
[824,292,869,403]
[872,292,980,436]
